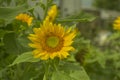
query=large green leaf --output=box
[3,32,31,54]
[52,67,90,80]
[0,4,30,24]
[56,62,90,80]
[10,52,40,66]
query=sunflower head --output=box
[113,17,120,31]
[46,5,58,22]
[16,13,33,26]
[28,20,76,60]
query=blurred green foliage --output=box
[94,0,120,11]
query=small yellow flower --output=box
[28,20,76,60]
[46,5,57,22]
[16,13,33,26]
[113,17,120,30]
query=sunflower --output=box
[16,13,33,26]
[46,5,57,22]
[113,17,120,30]
[28,19,76,60]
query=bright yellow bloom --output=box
[28,20,76,60]
[46,5,57,22]
[16,13,33,26]
[113,17,120,30]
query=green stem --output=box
[53,63,58,71]
[43,61,50,80]
[44,0,53,19]
[53,59,60,72]
[43,74,47,80]
[44,0,49,19]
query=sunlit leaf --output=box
[10,52,40,66]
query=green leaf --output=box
[3,32,31,54]
[58,62,90,80]
[108,32,120,41]
[52,71,71,80]
[69,67,90,80]
[0,4,30,24]
[59,62,81,71]
[17,35,31,51]
[56,12,95,23]
[52,67,90,80]
[0,68,7,78]
[96,52,106,68]
[0,19,5,27]
[0,29,6,38]
[3,32,20,54]
[10,52,40,66]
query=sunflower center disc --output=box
[46,36,59,48]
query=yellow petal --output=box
[64,30,76,41]
[61,52,69,58]
[50,52,57,59]
[33,51,46,58]
[61,46,75,52]
[40,53,49,60]
[64,40,73,46]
